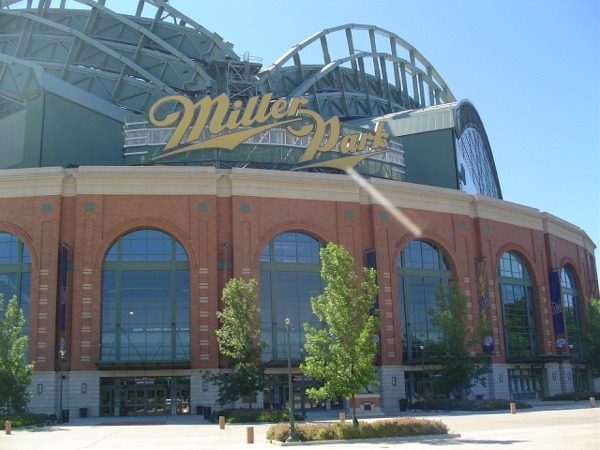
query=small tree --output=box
[429,282,491,398]
[581,298,600,377]
[0,295,34,412]
[301,243,379,426]
[205,278,266,408]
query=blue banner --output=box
[58,244,68,332]
[548,270,565,335]
[476,257,494,353]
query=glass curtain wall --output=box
[561,265,582,361]
[397,240,453,361]
[259,232,322,362]
[498,252,537,360]
[0,233,31,347]
[101,229,190,362]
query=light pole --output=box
[284,318,297,442]
[569,344,579,401]
[419,345,426,411]
[59,337,66,422]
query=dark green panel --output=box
[0,95,43,169]
[401,129,457,189]
[22,96,45,168]
[40,93,124,167]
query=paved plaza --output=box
[1,401,598,449]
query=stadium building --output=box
[0,1,597,417]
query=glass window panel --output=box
[561,265,581,357]
[0,274,17,304]
[561,267,574,290]
[397,240,452,360]
[0,233,18,264]
[21,246,30,264]
[105,243,118,261]
[175,242,186,261]
[498,252,536,359]
[0,234,31,357]
[260,244,271,262]
[101,230,189,361]
[260,232,322,361]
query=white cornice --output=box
[73,166,221,196]
[369,177,473,216]
[0,166,593,251]
[471,194,544,231]
[542,212,596,252]
[227,168,361,203]
[0,166,68,198]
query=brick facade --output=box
[0,166,597,415]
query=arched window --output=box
[0,233,31,344]
[259,232,322,362]
[101,229,189,362]
[561,265,581,360]
[498,252,537,360]
[397,240,452,361]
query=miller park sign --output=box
[146,92,392,171]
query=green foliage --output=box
[214,408,302,423]
[0,295,34,412]
[581,298,600,376]
[266,418,449,442]
[301,243,379,425]
[0,413,58,429]
[412,397,532,411]
[428,282,491,398]
[543,392,599,401]
[205,278,266,407]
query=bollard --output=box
[5,421,11,435]
[247,426,254,444]
[219,415,225,429]
[509,402,516,414]
[590,397,596,408]
[339,412,345,423]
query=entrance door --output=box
[508,368,542,400]
[404,370,442,406]
[100,376,190,416]
[125,380,169,415]
[175,378,190,414]
[100,384,114,416]
[263,374,328,413]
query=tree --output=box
[581,298,600,377]
[205,278,266,408]
[0,295,34,412]
[428,282,491,398]
[301,243,379,426]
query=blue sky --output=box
[67,0,600,258]
[192,0,600,257]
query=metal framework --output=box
[258,24,455,120]
[0,0,238,111]
[0,1,502,195]
[454,100,502,199]
[1,4,456,120]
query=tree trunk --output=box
[351,394,358,427]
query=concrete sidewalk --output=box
[2,401,598,449]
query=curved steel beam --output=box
[1,1,241,95]
[0,53,42,101]
[2,10,176,94]
[129,0,238,60]
[75,0,214,86]
[287,51,443,101]
[260,23,454,108]
[0,0,22,8]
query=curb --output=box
[270,433,461,446]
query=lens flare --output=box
[346,168,422,238]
